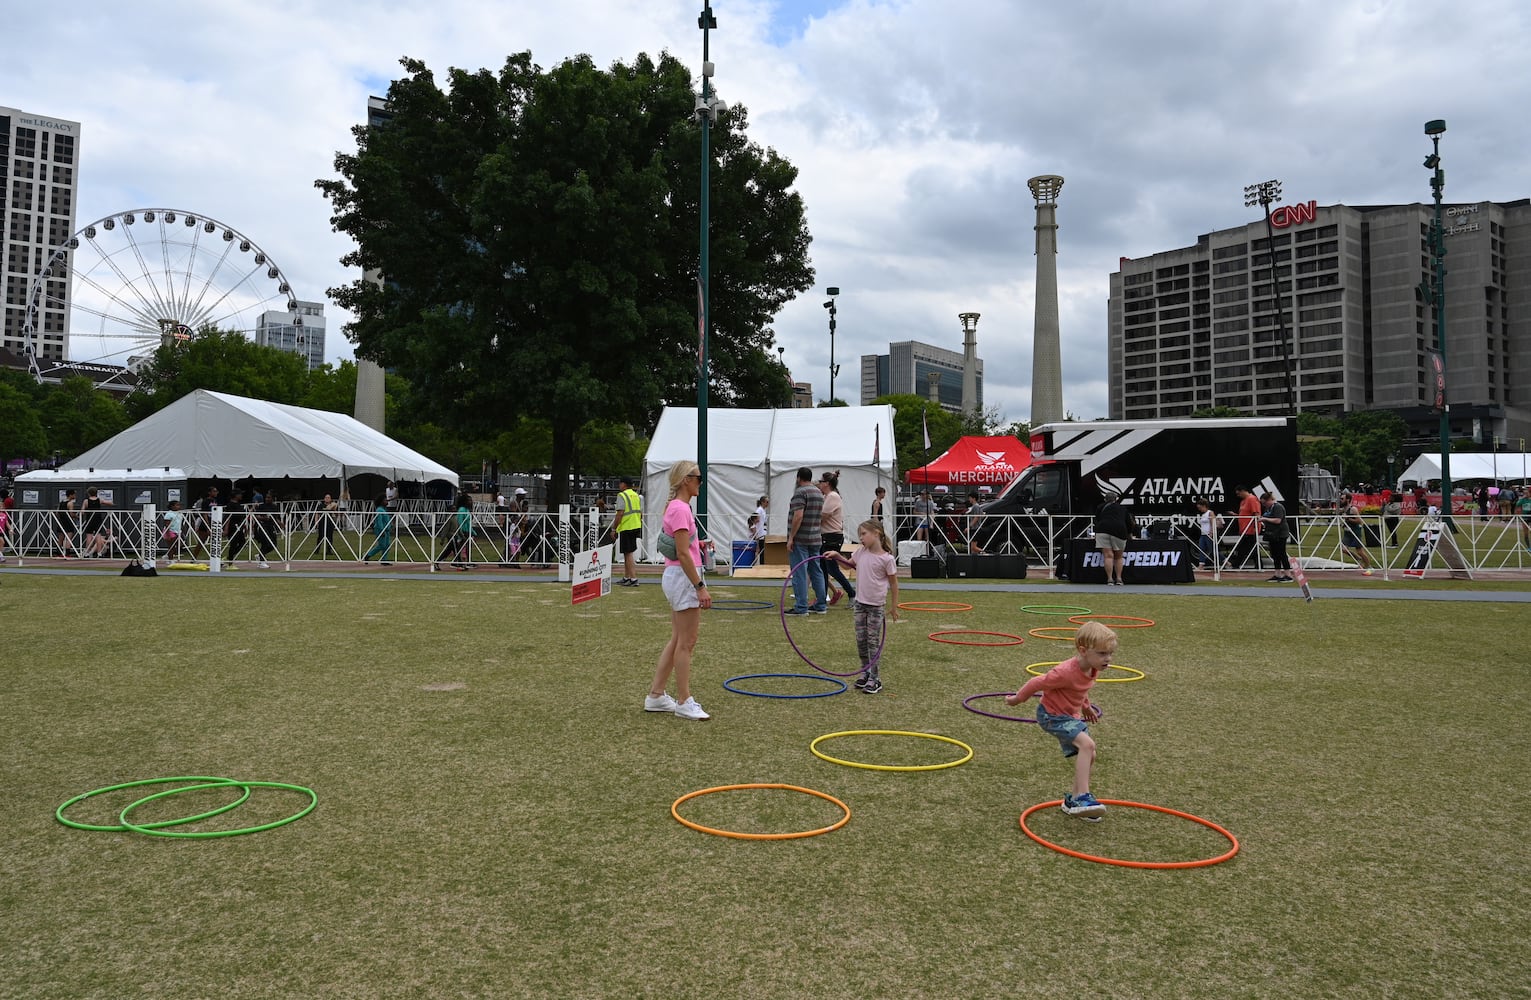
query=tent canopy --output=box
[905,435,1031,487]
[1395,452,1531,490]
[642,406,897,555]
[62,389,458,488]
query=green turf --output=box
[2,574,1528,999]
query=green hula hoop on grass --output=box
[810,729,974,771]
[56,776,251,832]
[118,780,318,838]
[1020,605,1092,616]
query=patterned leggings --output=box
[853,601,885,678]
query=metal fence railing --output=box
[3,506,1526,578]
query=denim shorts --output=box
[1036,705,1088,757]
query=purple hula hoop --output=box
[779,551,886,678]
[961,692,1104,723]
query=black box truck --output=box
[971,418,1299,558]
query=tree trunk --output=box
[548,419,578,509]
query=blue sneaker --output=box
[784,608,809,616]
[1062,792,1106,820]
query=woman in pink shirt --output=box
[645,461,712,721]
[1007,621,1118,819]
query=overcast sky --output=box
[8,0,1528,425]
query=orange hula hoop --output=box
[1018,798,1239,869]
[1027,626,1078,642]
[1067,614,1156,629]
[671,783,851,840]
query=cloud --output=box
[6,0,1527,424]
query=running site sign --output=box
[572,544,613,604]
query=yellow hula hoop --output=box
[1024,660,1146,683]
[1028,626,1078,642]
[810,729,974,771]
[671,783,851,840]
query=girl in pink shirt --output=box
[823,519,899,693]
[1007,621,1118,819]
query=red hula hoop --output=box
[928,630,1025,647]
[1018,798,1239,869]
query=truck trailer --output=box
[970,418,1299,558]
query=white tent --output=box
[61,389,458,489]
[642,405,898,560]
[1396,452,1531,489]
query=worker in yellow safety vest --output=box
[615,475,643,587]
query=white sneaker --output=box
[673,696,710,721]
[259,561,270,569]
[644,692,679,713]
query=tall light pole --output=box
[1244,179,1297,414]
[823,287,839,405]
[695,1,720,531]
[1423,119,1453,522]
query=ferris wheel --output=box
[22,208,302,377]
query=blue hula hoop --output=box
[723,673,848,698]
[780,552,886,678]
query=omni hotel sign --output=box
[1444,204,1481,237]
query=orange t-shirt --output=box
[1238,494,1262,535]
[1014,656,1097,718]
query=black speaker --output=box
[120,562,158,577]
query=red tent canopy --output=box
[905,435,1031,487]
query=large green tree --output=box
[125,327,312,421]
[317,51,813,505]
[873,394,964,477]
[0,382,49,468]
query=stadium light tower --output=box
[824,287,839,404]
[1423,119,1453,522]
[1243,178,1297,414]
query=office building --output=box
[1108,199,1531,444]
[2,105,81,366]
[860,340,983,414]
[256,300,326,370]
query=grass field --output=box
[2,572,1528,999]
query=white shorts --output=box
[662,565,701,611]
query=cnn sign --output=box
[1269,200,1318,229]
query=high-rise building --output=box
[256,300,326,370]
[2,105,81,367]
[1108,199,1531,445]
[860,340,983,414]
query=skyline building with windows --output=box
[860,339,983,414]
[2,105,81,367]
[1107,199,1530,446]
[256,300,326,371]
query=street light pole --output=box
[1424,119,1453,523]
[1244,179,1297,414]
[696,1,719,533]
[824,287,839,405]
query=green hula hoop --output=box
[810,729,974,772]
[56,776,251,832]
[1019,605,1093,616]
[118,780,318,838]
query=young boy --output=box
[1006,621,1118,820]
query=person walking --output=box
[439,492,475,570]
[645,461,712,721]
[1340,493,1375,576]
[159,500,186,563]
[817,471,856,606]
[1261,491,1293,582]
[1194,497,1219,570]
[785,467,828,616]
[752,495,769,565]
[223,491,249,568]
[314,493,340,560]
[822,519,900,693]
[53,489,78,558]
[1230,485,1263,570]
[362,495,393,564]
[79,487,113,558]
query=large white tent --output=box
[642,405,897,559]
[1396,452,1531,489]
[60,389,458,490]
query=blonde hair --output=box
[856,518,891,553]
[668,461,699,500]
[1074,620,1119,652]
